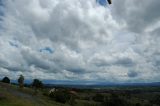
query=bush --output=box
[1,77,10,83]
[83,96,91,101]
[135,103,141,106]
[68,96,77,106]
[101,93,127,106]
[42,92,49,96]
[83,102,99,106]
[0,94,6,101]
[93,94,104,102]
[49,90,71,103]
[32,79,43,88]
[150,95,160,105]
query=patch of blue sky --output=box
[39,47,54,54]
[96,0,107,6]
[0,0,4,16]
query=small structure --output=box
[69,90,77,95]
[49,88,56,94]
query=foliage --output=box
[101,93,127,106]
[135,103,141,106]
[0,94,7,101]
[31,79,43,95]
[150,95,160,105]
[93,93,104,102]
[18,75,24,88]
[68,95,77,106]
[2,77,10,83]
[49,90,71,103]
[32,79,43,89]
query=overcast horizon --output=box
[0,0,160,83]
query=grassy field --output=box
[0,82,66,106]
[0,82,160,106]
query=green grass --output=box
[0,87,33,106]
[0,83,66,106]
[0,82,160,106]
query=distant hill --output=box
[11,79,160,89]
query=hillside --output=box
[0,82,65,106]
[1,82,160,106]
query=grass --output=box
[0,83,66,106]
[0,82,160,106]
[0,87,33,106]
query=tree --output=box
[93,93,104,102]
[2,77,10,83]
[32,79,43,94]
[18,75,24,88]
[150,95,160,105]
[101,93,127,106]
[49,90,71,103]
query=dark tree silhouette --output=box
[18,75,24,88]
[93,93,104,102]
[32,79,43,94]
[150,95,160,105]
[2,77,10,83]
[49,90,71,104]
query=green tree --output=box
[18,75,24,88]
[2,77,10,83]
[68,95,76,106]
[101,93,127,106]
[93,93,104,102]
[150,95,160,105]
[32,79,43,94]
[49,90,71,103]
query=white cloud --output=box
[0,0,160,83]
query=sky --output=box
[0,0,160,83]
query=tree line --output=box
[1,75,43,92]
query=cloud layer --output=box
[0,0,160,83]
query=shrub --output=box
[101,93,127,106]
[135,103,141,106]
[83,102,99,106]
[150,95,160,105]
[49,90,71,103]
[2,77,10,83]
[93,94,104,102]
[68,96,77,106]
[32,79,43,89]
[0,94,6,101]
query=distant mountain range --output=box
[11,79,160,87]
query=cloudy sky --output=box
[0,0,160,83]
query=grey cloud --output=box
[0,0,160,82]
[127,71,138,78]
[112,0,160,33]
[115,57,135,67]
[91,56,135,68]
[0,58,27,72]
[21,49,59,72]
[0,59,9,68]
[66,68,86,74]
